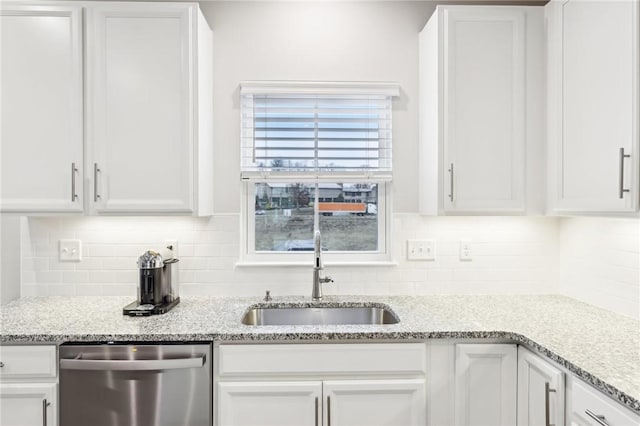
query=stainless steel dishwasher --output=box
[59,343,211,426]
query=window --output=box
[240,82,398,264]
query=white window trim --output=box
[238,182,394,266]
[237,81,399,266]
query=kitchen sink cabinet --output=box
[546,0,639,215]
[86,2,213,215]
[517,346,565,426]
[0,1,213,216]
[0,4,84,213]
[0,345,58,426]
[217,379,425,426]
[323,379,425,426]
[218,381,322,426]
[215,343,427,426]
[419,6,545,215]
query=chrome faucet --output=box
[312,231,333,301]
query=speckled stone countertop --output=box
[1,294,638,414]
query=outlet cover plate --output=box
[459,240,472,261]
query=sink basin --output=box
[241,305,399,326]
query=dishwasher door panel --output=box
[60,344,211,426]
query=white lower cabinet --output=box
[324,379,426,426]
[0,345,58,426]
[454,343,518,426]
[570,378,640,426]
[218,381,322,426]
[517,346,565,426]
[215,343,427,426]
[0,383,57,426]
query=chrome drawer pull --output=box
[315,396,319,426]
[42,399,50,426]
[93,163,101,202]
[448,163,455,202]
[619,147,631,199]
[71,163,78,201]
[545,382,556,426]
[585,409,610,426]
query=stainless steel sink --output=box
[241,305,399,326]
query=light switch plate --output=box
[407,240,436,261]
[59,239,82,262]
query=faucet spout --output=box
[312,231,332,301]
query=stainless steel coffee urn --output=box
[123,250,180,316]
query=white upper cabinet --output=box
[0,2,213,216]
[0,4,84,213]
[86,2,213,215]
[419,6,544,215]
[546,0,639,215]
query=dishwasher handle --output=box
[60,355,205,371]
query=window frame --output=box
[238,82,399,266]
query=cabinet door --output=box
[217,381,322,426]
[517,347,565,426]
[0,5,84,213]
[323,379,426,426]
[553,0,638,213]
[443,8,526,213]
[0,383,57,426]
[87,3,195,214]
[455,344,517,426]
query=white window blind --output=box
[240,82,398,182]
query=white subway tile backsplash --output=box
[559,217,640,320]
[18,215,639,319]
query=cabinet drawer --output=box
[572,379,640,426]
[0,346,57,379]
[218,343,426,377]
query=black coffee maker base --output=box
[122,298,180,316]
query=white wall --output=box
[559,218,640,319]
[206,1,433,213]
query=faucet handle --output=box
[320,276,333,284]
[264,290,272,302]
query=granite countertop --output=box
[1,294,638,414]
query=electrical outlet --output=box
[459,240,472,261]
[164,239,178,259]
[59,239,82,262]
[407,240,436,261]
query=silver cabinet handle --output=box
[545,382,556,426]
[315,396,319,426]
[327,395,331,426]
[448,163,454,202]
[71,163,78,201]
[42,399,50,426]
[93,163,101,202]
[60,355,205,371]
[619,147,631,199]
[585,409,610,426]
